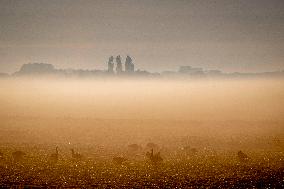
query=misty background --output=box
[0,0,283,74]
[1,78,283,146]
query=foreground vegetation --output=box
[0,144,283,188]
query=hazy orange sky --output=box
[0,0,283,73]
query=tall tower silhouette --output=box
[116,55,123,74]
[107,56,114,73]
[125,55,134,73]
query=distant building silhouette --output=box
[11,59,284,79]
[107,56,114,73]
[125,55,134,73]
[19,63,55,74]
[116,55,123,74]
[178,66,204,75]
[207,70,222,75]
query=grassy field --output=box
[0,78,283,187]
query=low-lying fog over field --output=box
[1,78,283,146]
[0,78,283,187]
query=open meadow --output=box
[0,78,283,188]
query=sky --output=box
[0,0,283,73]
